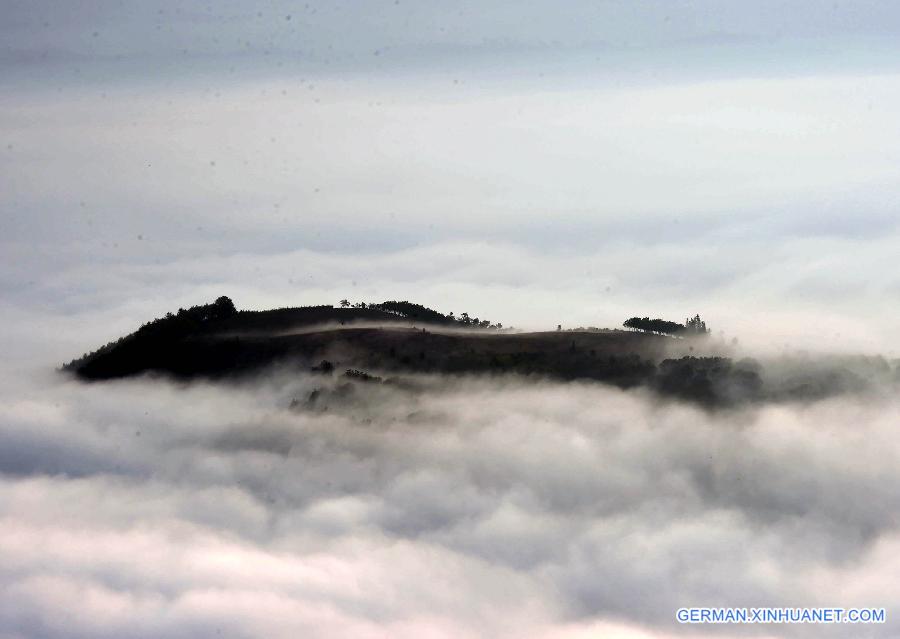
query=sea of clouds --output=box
[1,363,898,638]
[4,3,900,635]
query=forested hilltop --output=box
[64,297,898,407]
[64,297,502,376]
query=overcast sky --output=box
[3,0,900,361]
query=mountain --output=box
[64,297,896,407]
[63,296,774,406]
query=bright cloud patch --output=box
[0,370,897,638]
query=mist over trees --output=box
[61,296,900,409]
[623,314,710,337]
[64,297,505,380]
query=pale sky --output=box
[3,0,900,362]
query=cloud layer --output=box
[1,368,898,638]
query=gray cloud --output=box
[3,9,900,359]
[4,1,900,78]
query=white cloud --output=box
[0,370,897,638]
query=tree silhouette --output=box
[339,299,350,308]
[623,315,707,336]
[214,296,237,317]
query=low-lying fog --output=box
[1,362,898,638]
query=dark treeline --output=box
[64,297,503,379]
[340,299,504,329]
[623,314,709,337]
[295,355,765,411]
[64,296,239,376]
[652,356,762,405]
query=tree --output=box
[684,314,710,335]
[213,296,237,317]
[339,299,350,308]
